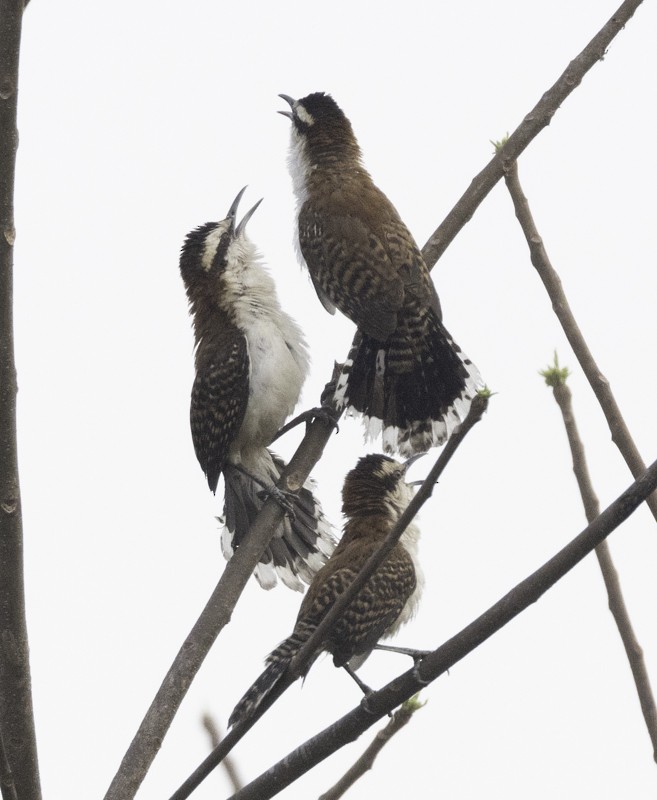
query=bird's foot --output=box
[342,664,373,696]
[320,362,344,406]
[271,404,340,442]
[228,463,296,520]
[255,484,297,520]
[374,644,431,664]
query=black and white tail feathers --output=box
[221,450,335,592]
[335,309,482,456]
[228,622,316,728]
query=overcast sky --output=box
[12,1,657,798]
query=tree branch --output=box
[317,696,423,800]
[106,3,647,793]
[421,0,645,269]
[227,456,657,800]
[167,394,489,800]
[0,2,42,798]
[288,393,489,683]
[201,715,243,793]
[541,358,657,762]
[503,160,657,525]
[103,415,337,800]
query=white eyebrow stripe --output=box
[295,103,315,126]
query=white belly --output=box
[232,319,306,452]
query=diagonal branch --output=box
[0,2,42,798]
[288,393,489,682]
[107,3,647,793]
[167,394,489,800]
[201,715,243,792]
[421,0,645,269]
[228,456,657,800]
[317,696,423,800]
[542,359,657,762]
[504,160,657,525]
[103,415,337,800]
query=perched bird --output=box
[279,91,482,456]
[229,453,425,727]
[179,187,335,591]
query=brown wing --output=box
[298,181,439,340]
[190,329,249,493]
[297,542,416,667]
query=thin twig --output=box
[201,715,243,792]
[0,1,42,798]
[168,394,489,800]
[227,456,657,800]
[504,160,657,525]
[317,696,423,800]
[421,0,645,269]
[541,359,657,762]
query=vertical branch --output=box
[0,2,42,799]
[503,160,657,525]
[542,359,657,761]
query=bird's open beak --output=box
[403,452,427,471]
[404,452,428,486]
[226,186,248,227]
[278,93,295,120]
[235,198,263,238]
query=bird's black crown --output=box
[342,454,406,518]
[296,92,345,125]
[179,221,231,283]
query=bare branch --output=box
[421,0,646,269]
[107,4,648,794]
[288,393,489,683]
[0,1,41,798]
[541,359,657,762]
[201,715,243,792]
[226,456,657,800]
[103,416,337,800]
[317,696,423,800]
[167,395,489,800]
[504,160,657,525]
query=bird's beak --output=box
[403,452,427,472]
[404,452,428,487]
[235,198,263,238]
[278,93,295,120]
[226,186,248,228]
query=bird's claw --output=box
[271,405,340,442]
[256,485,297,521]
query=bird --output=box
[179,187,336,591]
[229,452,425,728]
[279,91,483,456]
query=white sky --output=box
[12,1,657,798]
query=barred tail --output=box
[335,311,482,456]
[228,624,315,728]
[221,448,336,592]
[228,659,288,729]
